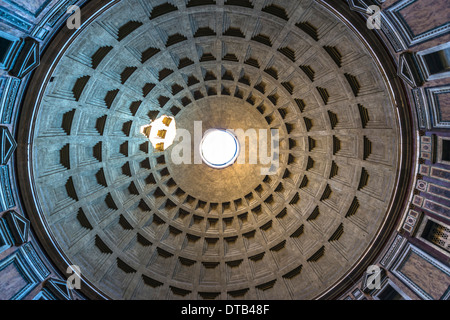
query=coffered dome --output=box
[18,0,410,300]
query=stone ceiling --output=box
[28,0,402,300]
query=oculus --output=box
[200,129,240,169]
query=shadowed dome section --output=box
[26,0,403,300]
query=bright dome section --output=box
[142,115,176,152]
[200,129,240,169]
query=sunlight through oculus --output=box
[200,129,240,169]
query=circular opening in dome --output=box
[200,129,240,169]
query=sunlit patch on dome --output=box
[200,129,240,169]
